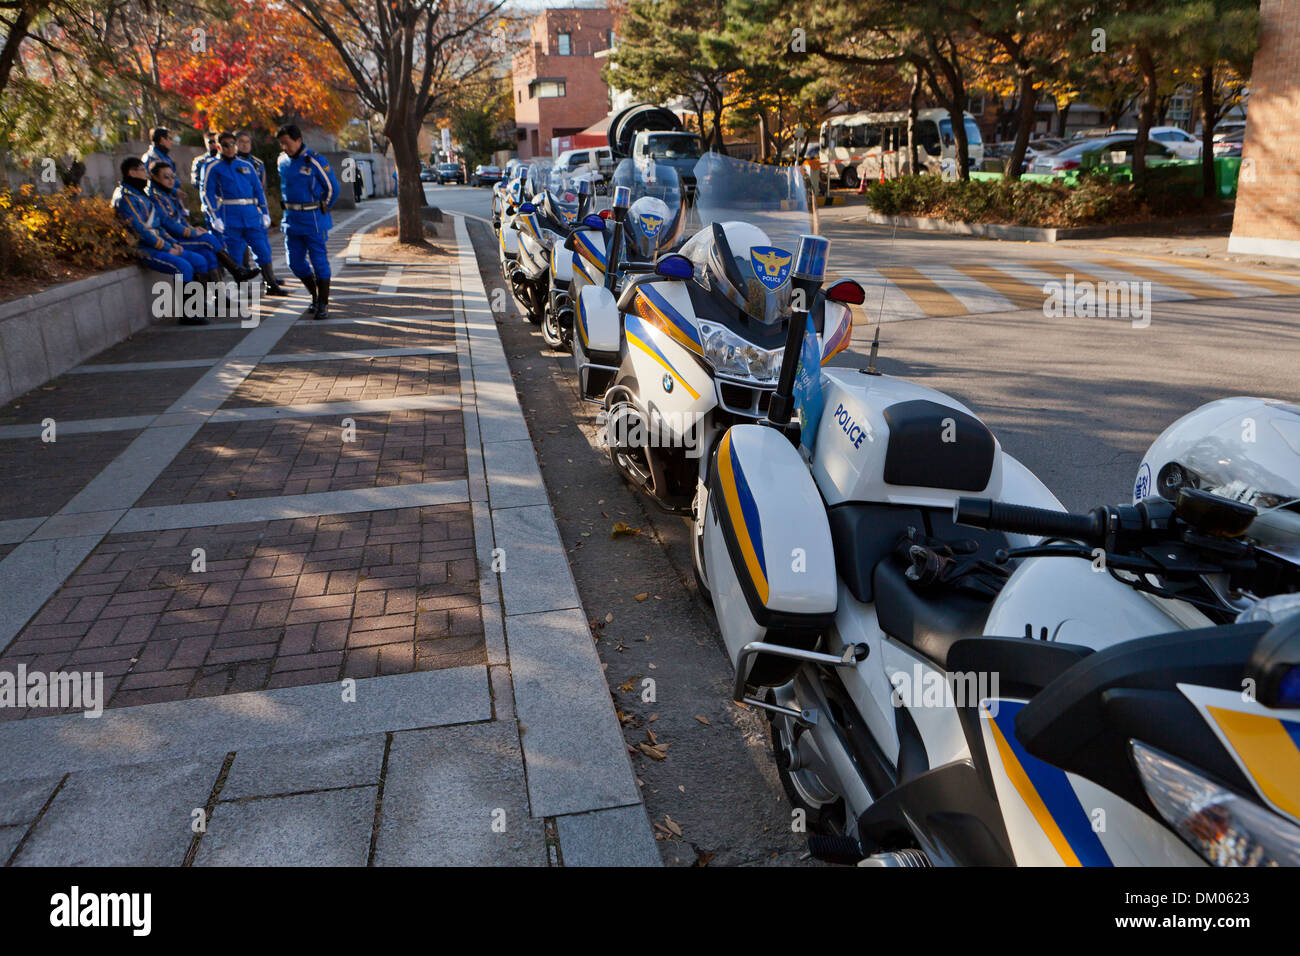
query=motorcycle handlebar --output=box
[955,497,1106,546]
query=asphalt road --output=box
[426,182,1300,862]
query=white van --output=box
[553,146,614,183]
[818,109,984,187]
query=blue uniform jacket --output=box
[238,152,267,186]
[142,145,176,178]
[147,183,201,240]
[111,181,171,255]
[191,150,218,192]
[203,155,269,228]
[277,147,340,235]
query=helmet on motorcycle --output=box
[681,221,792,325]
[625,196,673,259]
[1136,397,1300,557]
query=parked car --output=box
[471,164,502,187]
[435,162,464,184]
[418,165,436,182]
[1213,129,1246,157]
[1110,126,1202,159]
[1027,135,1174,175]
[1211,119,1248,144]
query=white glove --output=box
[279,219,288,233]
[211,217,224,234]
[261,213,271,229]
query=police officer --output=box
[235,130,267,189]
[142,127,177,181]
[276,123,340,319]
[191,131,219,199]
[148,160,260,285]
[112,157,210,325]
[204,131,289,296]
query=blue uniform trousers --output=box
[223,225,273,267]
[139,248,207,284]
[285,231,331,281]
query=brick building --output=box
[510,5,615,160]
[1229,0,1300,258]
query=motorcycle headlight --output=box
[697,321,783,383]
[1131,740,1300,866]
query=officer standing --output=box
[235,130,267,189]
[142,127,177,181]
[275,123,340,319]
[204,131,289,296]
[191,131,219,199]
[112,157,211,325]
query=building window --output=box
[529,79,566,98]
[517,90,521,104]
[557,31,571,55]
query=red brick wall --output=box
[510,7,614,160]
[1229,0,1300,256]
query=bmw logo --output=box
[662,374,674,393]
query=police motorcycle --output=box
[496,164,536,285]
[507,164,594,327]
[558,159,684,353]
[582,155,832,564]
[698,268,1300,870]
[491,164,525,237]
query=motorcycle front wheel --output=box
[767,689,846,834]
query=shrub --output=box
[0,185,132,279]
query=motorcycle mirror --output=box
[654,254,693,279]
[827,279,865,305]
[583,214,605,230]
[1176,488,1256,538]
[519,202,536,214]
[1245,613,1300,709]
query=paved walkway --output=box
[0,203,657,866]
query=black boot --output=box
[301,275,318,317]
[313,278,330,320]
[215,249,260,282]
[261,262,290,297]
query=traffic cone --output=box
[879,166,886,183]
[857,170,867,194]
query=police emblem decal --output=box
[638,213,664,238]
[750,246,793,291]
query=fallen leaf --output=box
[634,592,649,602]
[610,521,641,538]
[664,815,683,837]
[605,611,614,624]
[694,715,711,726]
[637,742,668,761]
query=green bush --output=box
[861,169,1208,228]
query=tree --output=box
[287,0,503,243]
[448,74,511,171]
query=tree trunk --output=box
[1005,68,1036,181]
[757,111,769,162]
[1057,100,1072,137]
[0,1,43,99]
[1200,62,1219,200]
[907,70,921,174]
[1133,45,1158,187]
[389,120,425,244]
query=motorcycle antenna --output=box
[862,221,897,377]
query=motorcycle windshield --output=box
[684,154,819,326]
[545,167,585,227]
[611,159,684,255]
[524,161,552,203]
[691,153,818,252]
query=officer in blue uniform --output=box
[142,127,177,181]
[112,157,210,325]
[203,131,289,296]
[235,130,267,189]
[148,161,259,283]
[276,124,341,319]
[191,131,219,201]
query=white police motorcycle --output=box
[697,264,1300,868]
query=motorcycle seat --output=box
[873,556,997,669]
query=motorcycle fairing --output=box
[575,283,621,355]
[500,221,519,256]
[573,231,606,284]
[624,312,704,402]
[819,299,852,365]
[1182,683,1300,825]
[980,698,1114,866]
[550,244,574,283]
[631,282,703,359]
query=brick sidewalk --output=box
[0,206,656,866]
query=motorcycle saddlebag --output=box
[705,424,837,686]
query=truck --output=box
[607,103,704,201]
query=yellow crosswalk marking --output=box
[1023,260,1126,290]
[1123,255,1300,295]
[1090,259,1231,298]
[877,266,967,316]
[950,264,1046,310]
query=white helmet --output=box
[1136,397,1300,557]
[625,195,673,259]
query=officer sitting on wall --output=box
[276,123,341,319]
[148,160,260,299]
[203,131,289,296]
[112,157,211,325]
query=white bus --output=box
[818,109,984,188]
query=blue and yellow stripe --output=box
[820,308,853,365]
[575,294,589,349]
[625,313,700,400]
[1207,707,1300,821]
[716,429,768,604]
[575,232,606,274]
[983,699,1112,866]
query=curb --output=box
[846,209,1235,243]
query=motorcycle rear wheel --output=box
[767,691,846,834]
